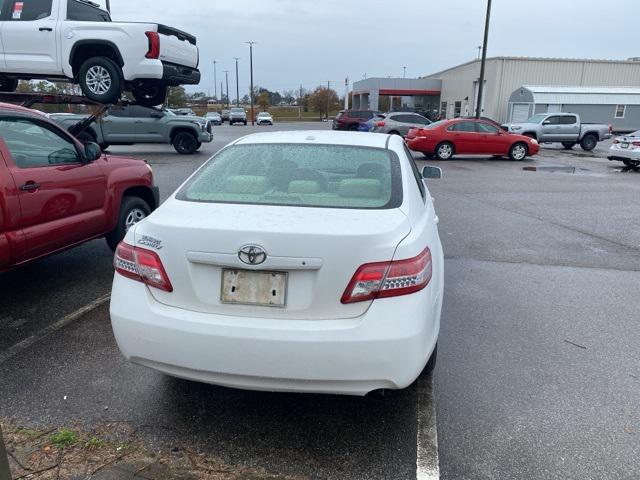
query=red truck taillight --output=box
[145,31,161,59]
[341,248,432,304]
[114,242,173,292]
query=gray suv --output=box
[229,107,248,125]
[371,112,431,136]
[51,105,213,155]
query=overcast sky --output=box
[109,0,638,96]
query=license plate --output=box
[221,269,287,307]
[621,142,630,149]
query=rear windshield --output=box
[177,143,402,210]
[231,108,245,113]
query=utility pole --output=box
[299,84,303,120]
[224,70,230,108]
[476,0,492,118]
[213,60,217,101]
[477,46,482,59]
[344,77,349,110]
[326,80,331,121]
[403,66,407,78]
[246,41,256,125]
[233,57,240,107]
[220,82,223,107]
[0,426,11,480]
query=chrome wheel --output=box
[511,144,527,160]
[85,66,112,95]
[437,143,453,160]
[125,208,146,232]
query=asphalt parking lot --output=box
[1,122,639,479]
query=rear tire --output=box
[434,142,454,160]
[173,131,199,154]
[131,83,168,107]
[0,76,18,92]
[562,142,576,150]
[580,134,597,151]
[76,131,97,144]
[106,196,151,251]
[78,56,123,104]
[509,142,528,161]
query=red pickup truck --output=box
[0,102,159,272]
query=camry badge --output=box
[238,245,267,265]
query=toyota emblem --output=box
[238,245,267,265]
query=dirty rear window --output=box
[177,143,403,210]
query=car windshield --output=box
[627,130,640,137]
[231,108,245,114]
[177,143,402,209]
[525,114,547,124]
[258,113,270,117]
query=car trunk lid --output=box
[134,198,411,320]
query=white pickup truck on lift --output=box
[0,0,200,106]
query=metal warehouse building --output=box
[423,57,640,124]
[507,85,640,130]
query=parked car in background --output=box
[229,108,248,125]
[256,112,274,125]
[333,110,380,131]
[205,112,222,125]
[358,113,386,132]
[221,110,230,123]
[371,112,431,136]
[0,102,158,272]
[407,118,540,161]
[0,0,200,106]
[110,130,444,396]
[51,105,212,155]
[608,131,640,168]
[172,108,197,116]
[504,113,612,151]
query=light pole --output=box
[476,0,492,118]
[224,70,230,108]
[403,66,407,78]
[233,57,240,107]
[245,41,256,126]
[326,81,331,121]
[213,60,217,101]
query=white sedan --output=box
[608,130,640,168]
[256,112,274,125]
[110,131,444,396]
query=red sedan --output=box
[406,118,540,161]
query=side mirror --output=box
[542,120,551,125]
[150,111,164,119]
[422,166,442,180]
[83,142,102,162]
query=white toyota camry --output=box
[110,131,444,396]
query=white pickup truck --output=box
[0,0,200,106]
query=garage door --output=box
[511,103,531,123]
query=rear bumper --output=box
[110,277,440,396]
[162,62,201,86]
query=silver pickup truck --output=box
[50,105,212,154]
[503,113,612,151]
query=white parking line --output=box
[416,374,440,480]
[0,294,110,365]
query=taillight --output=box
[376,121,386,127]
[114,242,173,292]
[145,31,160,59]
[632,141,640,147]
[341,247,432,304]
